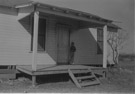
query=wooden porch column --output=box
[32,11,39,71]
[31,11,39,87]
[103,25,107,68]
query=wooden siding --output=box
[0,13,32,65]
[0,12,56,65]
[0,8,102,65]
[36,17,57,65]
[90,28,103,65]
[70,28,102,65]
[45,18,57,62]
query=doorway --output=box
[56,24,70,64]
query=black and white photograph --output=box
[0,0,134,93]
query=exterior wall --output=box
[0,6,103,65]
[90,28,103,65]
[70,28,103,65]
[0,13,32,65]
[0,10,56,65]
[18,14,57,65]
[41,18,57,64]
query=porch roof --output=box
[0,0,120,29]
[36,3,112,22]
[35,3,121,29]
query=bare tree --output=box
[107,29,128,66]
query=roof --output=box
[107,23,121,29]
[36,2,112,23]
[0,0,120,29]
[0,0,112,22]
[0,0,31,7]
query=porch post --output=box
[32,11,39,71]
[103,25,107,68]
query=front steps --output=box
[68,68,100,88]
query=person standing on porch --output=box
[69,42,76,64]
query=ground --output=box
[0,60,134,93]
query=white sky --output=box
[33,0,134,54]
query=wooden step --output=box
[68,68,100,88]
[71,70,90,74]
[68,69,81,88]
[76,75,95,80]
[80,80,100,87]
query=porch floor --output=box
[16,65,106,87]
[16,65,106,76]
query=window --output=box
[38,18,46,51]
[31,17,46,51]
[97,28,103,54]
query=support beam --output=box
[32,75,36,87]
[103,25,107,68]
[32,11,39,71]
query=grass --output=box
[0,60,134,93]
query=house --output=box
[0,0,120,87]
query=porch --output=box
[16,64,106,87]
[14,2,116,71]
[15,2,116,88]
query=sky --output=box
[34,0,134,54]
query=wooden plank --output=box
[68,69,81,88]
[0,69,16,79]
[17,65,90,72]
[88,68,100,83]
[91,73,100,84]
[71,70,90,74]
[91,67,106,70]
[92,70,105,76]
[16,66,32,75]
[103,25,107,68]
[91,67,107,78]
[80,80,100,87]
[0,69,16,74]
[32,11,39,71]
[0,74,16,79]
[37,65,90,71]
[33,70,68,75]
[76,75,95,80]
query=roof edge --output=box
[14,2,113,23]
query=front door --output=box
[57,24,70,64]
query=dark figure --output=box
[69,42,76,64]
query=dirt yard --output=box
[0,61,134,93]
